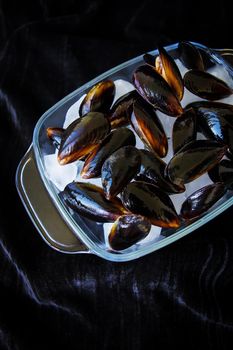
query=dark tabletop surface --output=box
[1,1,233,349]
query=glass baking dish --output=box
[16,42,233,261]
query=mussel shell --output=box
[102,146,141,199]
[136,149,185,193]
[108,90,139,128]
[227,126,233,153]
[58,112,110,165]
[61,182,127,222]
[172,108,196,154]
[219,159,233,189]
[226,150,233,161]
[143,53,155,66]
[166,140,226,186]
[178,41,204,70]
[156,45,184,100]
[131,99,168,157]
[46,127,64,148]
[79,80,115,117]
[184,70,232,100]
[132,64,183,117]
[121,181,180,228]
[109,214,151,250]
[180,183,226,220]
[81,128,136,178]
[185,101,233,113]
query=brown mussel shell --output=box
[47,127,64,148]
[79,80,115,117]
[172,108,196,154]
[101,146,141,199]
[167,140,226,186]
[58,112,110,165]
[180,183,226,220]
[136,149,185,193]
[184,70,232,100]
[131,99,168,157]
[108,90,139,128]
[109,214,151,250]
[121,181,180,228]
[156,45,184,100]
[178,41,204,70]
[81,128,136,178]
[61,182,127,222]
[132,64,183,117]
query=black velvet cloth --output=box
[1,1,233,349]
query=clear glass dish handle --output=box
[16,145,89,254]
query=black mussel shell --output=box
[185,101,233,113]
[81,128,136,178]
[79,80,115,116]
[108,90,139,128]
[132,64,183,117]
[184,70,232,100]
[136,149,185,193]
[58,112,110,165]
[109,214,151,250]
[178,41,204,70]
[156,45,184,100]
[172,108,196,154]
[47,127,64,148]
[167,140,226,186]
[208,163,221,183]
[227,127,233,153]
[61,182,127,222]
[102,146,141,199]
[219,159,233,190]
[143,53,155,66]
[226,150,233,161]
[131,99,168,157]
[180,183,226,220]
[121,181,180,228]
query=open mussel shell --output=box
[46,127,64,148]
[184,70,232,100]
[136,149,185,193]
[131,99,168,157]
[101,146,141,199]
[121,181,180,228]
[79,80,115,117]
[108,90,139,128]
[166,140,226,186]
[196,104,233,144]
[61,182,127,222]
[81,128,136,178]
[178,41,204,70]
[172,108,196,154]
[156,45,184,100]
[180,183,226,220]
[143,53,155,66]
[109,214,151,251]
[58,112,110,165]
[132,64,183,117]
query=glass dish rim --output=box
[33,41,233,262]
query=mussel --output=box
[180,183,226,220]
[184,70,232,100]
[47,127,64,148]
[136,149,185,193]
[166,140,226,186]
[209,159,233,190]
[155,45,184,100]
[121,181,180,228]
[81,128,136,178]
[178,41,204,70]
[79,80,115,117]
[58,112,110,165]
[108,90,139,128]
[172,108,196,154]
[101,146,141,199]
[61,182,127,222]
[109,214,151,250]
[130,99,168,157]
[132,64,183,117]
[143,53,155,66]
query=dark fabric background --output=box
[1,1,233,349]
